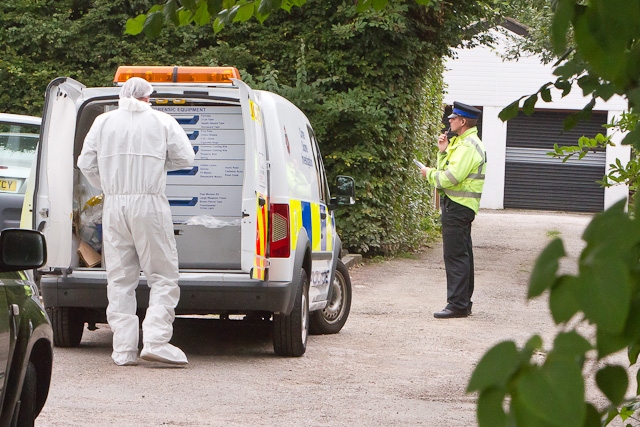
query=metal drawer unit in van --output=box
[161,105,244,268]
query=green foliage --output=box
[494,0,557,64]
[470,332,591,427]
[125,0,439,36]
[0,0,222,115]
[136,0,494,255]
[548,133,611,162]
[471,199,640,426]
[501,0,640,147]
[541,110,640,212]
[527,237,564,298]
[481,6,640,420]
[1,0,492,255]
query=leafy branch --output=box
[471,0,640,425]
[124,0,435,38]
[470,200,640,426]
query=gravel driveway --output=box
[36,209,597,426]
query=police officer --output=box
[420,102,486,319]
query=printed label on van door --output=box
[200,193,230,209]
[193,144,244,161]
[166,186,241,217]
[184,129,244,145]
[155,106,244,130]
[174,114,243,129]
[155,106,239,115]
[196,114,243,129]
[167,160,244,186]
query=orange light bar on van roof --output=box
[113,66,241,84]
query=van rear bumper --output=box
[40,271,297,314]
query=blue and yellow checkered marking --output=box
[290,200,332,254]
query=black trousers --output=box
[440,196,475,312]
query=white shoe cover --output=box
[141,343,188,365]
[112,351,138,366]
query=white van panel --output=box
[40,80,84,268]
[174,223,241,269]
[256,91,319,202]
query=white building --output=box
[443,22,630,212]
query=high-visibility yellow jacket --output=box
[425,127,486,214]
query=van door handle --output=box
[320,212,327,219]
[258,197,266,207]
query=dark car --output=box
[0,228,52,427]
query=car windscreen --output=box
[0,122,39,169]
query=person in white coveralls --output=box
[78,77,195,366]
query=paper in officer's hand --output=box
[413,159,426,170]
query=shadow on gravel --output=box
[170,316,275,357]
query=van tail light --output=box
[270,203,290,258]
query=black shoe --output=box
[434,308,469,319]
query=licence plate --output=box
[0,179,17,193]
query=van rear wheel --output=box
[273,269,309,357]
[47,307,84,348]
[310,259,352,335]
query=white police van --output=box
[27,66,355,357]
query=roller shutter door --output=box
[504,110,607,213]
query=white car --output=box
[0,113,41,230]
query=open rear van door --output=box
[233,79,269,280]
[33,78,85,269]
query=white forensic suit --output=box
[78,80,195,366]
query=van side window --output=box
[307,126,330,204]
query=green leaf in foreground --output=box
[549,275,580,324]
[595,365,628,406]
[498,98,523,122]
[551,331,591,364]
[477,388,507,427]
[528,238,565,299]
[514,360,585,427]
[577,262,630,334]
[467,341,521,392]
[125,14,146,35]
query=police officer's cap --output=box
[448,102,481,120]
